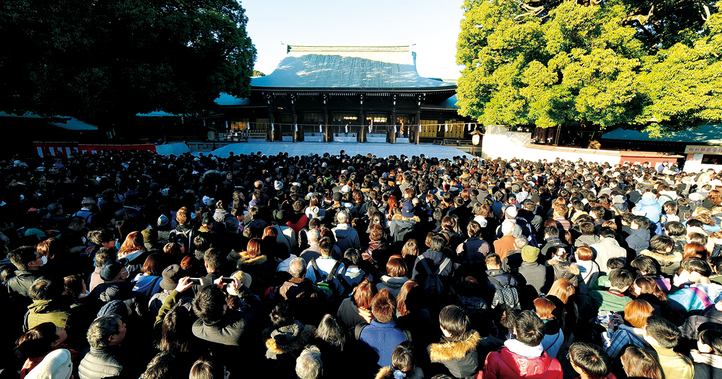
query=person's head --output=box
[485,253,501,269]
[189,357,225,379]
[396,279,422,317]
[118,231,145,258]
[698,328,722,356]
[609,268,634,291]
[87,315,126,348]
[568,342,611,379]
[649,235,674,253]
[176,207,190,225]
[401,239,419,258]
[533,297,556,320]
[665,221,686,237]
[632,216,650,230]
[141,351,190,379]
[575,246,594,262]
[140,253,162,276]
[620,346,664,379]
[645,315,680,348]
[391,341,416,374]
[369,224,384,242]
[579,222,595,236]
[631,276,667,301]
[318,237,333,258]
[193,285,226,323]
[353,278,376,310]
[344,248,361,266]
[100,260,129,282]
[245,238,262,258]
[36,238,62,260]
[683,242,708,260]
[606,257,626,271]
[315,314,345,351]
[513,310,545,347]
[158,304,194,353]
[547,278,575,304]
[8,246,42,271]
[679,257,712,283]
[307,228,320,245]
[428,235,446,252]
[630,255,660,276]
[203,250,222,273]
[371,288,396,323]
[438,304,471,340]
[14,322,68,358]
[623,299,655,329]
[467,221,482,238]
[270,301,295,329]
[295,345,322,379]
[29,276,62,301]
[385,255,407,278]
[289,257,307,278]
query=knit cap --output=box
[521,245,540,263]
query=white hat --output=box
[274,180,283,191]
[505,206,518,219]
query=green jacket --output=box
[26,299,70,329]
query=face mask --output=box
[40,256,48,266]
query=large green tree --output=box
[0,0,256,128]
[456,0,721,134]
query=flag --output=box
[319,124,322,133]
[345,124,348,133]
[295,124,298,132]
[271,123,274,132]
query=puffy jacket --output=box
[632,198,662,223]
[25,299,71,330]
[332,224,361,252]
[428,331,481,379]
[479,347,562,379]
[626,228,650,254]
[77,346,124,379]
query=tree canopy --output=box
[0,0,256,126]
[456,0,721,136]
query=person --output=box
[24,348,74,379]
[534,297,564,359]
[357,288,408,368]
[643,315,695,379]
[376,254,409,297]
[428,304,480,379]
[620,346,664,379]
[376,341,424,379]
[626,216,651,254]
[479,310,563,379]
[580,269,634,322]
[575,246,601,304]
[262,302,317,378]
[130,253,163,298]
[690,328,722,379]
[312,314,346,378]
[590,228,626,276]
[668,257,722,312]
[603,299,653,359]
[15,322,75,379]
[568,342,616,379]
[515,245,546,297]
[6,246,44,303]
[295,345,323,379]
[484,253,520,309]
[77,315,128,379]
[332,211,361,252]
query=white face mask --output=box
[40,256,48,266]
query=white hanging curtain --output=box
[393,125,397,133]
[271,123,274,132]
[319,124,322,133]
[345,124,349,133]
[295,124,298,132]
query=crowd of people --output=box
[1,148,722,379]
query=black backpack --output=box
[488,275,521,309]
[419,257,451,303]
[310,258,343,300]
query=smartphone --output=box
[220,277,234,284]
[188,278,203,285]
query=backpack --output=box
[419,257,451,303]
[392,222,415,244]
[310,258,342,300]
[488,275,521,309]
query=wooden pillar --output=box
[267,104,274,142]
[415,108,421,145]
[292,96,298,143]
[358,95,365,143]
[324,100,330,142]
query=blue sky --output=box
[241,0,465,80]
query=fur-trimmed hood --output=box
[264,321,316,359]
[639,249,682,266]
[691,349,722,369]
[238,251,268,266]
[375,366,424,379]
[547,259,580,275]
[429,331,481,362]
[391,214,421,222]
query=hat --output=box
[24,228,46,240]
[505,206,518,219]
[332,192,342,202]
[401,202,414,218]
[307,206,325,221]
[97,300,130,318]
[25,348,72,379]
[530,194,541,203]
[157,214,170,228]
[521,246,540,263]
[341,185,350,193]
[160,264,184,291]
[227,270,253,297]
[274,180,283,190]
[100,261,125,281]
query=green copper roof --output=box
[252,45,456,90]
[602,124,722,144]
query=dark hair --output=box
[29,276,60,301]
[569,342,610,379]
[699,329,722,356]
[645,315,680,348]
[8,246,38,270]
[141,351,190,379]
[649,235,674,252]
[620,346,663,379]
[681,257,712,277]
[514,310,545,347]
[429,235,446,252]
[193,285,225,323]
[579,222,595,236]
[439,304,471,340]
[371,288,396,323]
[598,227,616,239]
[664,221,686,236]
[158,305,193,353]
[204,249,222,272]
[609,268,634,289]
[630,256,661,276]
[344,248,361,266]
[392,341,415,373]
[270,302,295,329]
[141,253,162,276]
[14,322,59,358]
[315,314,345,352]
[632,216,650,230]
[606,257,626,270]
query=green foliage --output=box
[456,0,720,133]
[0,0,256,125]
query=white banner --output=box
[295,124,298,132]
[271,123,274,132]
[319,124,322,133]
[345,124,349,133]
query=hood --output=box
[629,228,650,238]
[429,331,481,362]
[334,227,355,238]
[28,299,57,313]
[213,209,229,223]
[239,252,268,266]
[691,349,722,369]
[391,214,421,223]
[265,321,316,359]
[380,276,408,289]
[498,342,554,376]
[639,249,682,265]
[547,260,580,276]
[637,198,660,207]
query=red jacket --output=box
[477,348,563,379]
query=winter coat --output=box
[77,346,124,379]
[264,321,316,360]
[516,261,547,296]
[691,349,722,379]
[376,275,409,298]
[540,319,564,359]
[7,270,39,300]
[479,344,563,379]
[358,320,408,367]
[375,366,424,379]
[626,229,651,254]
[546,259,581,287]
[574,234,600,248]
[640,249,683,277]
[590,238,627,275]
[131,274,162,298]
[632,198,662,223]
[668,283,722,312]
[332,224,361,252]
[428,331,481,379]
[389,215,420,244]
[25,299,71,330]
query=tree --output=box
[0,0,256,129]
[456,0,720,133]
